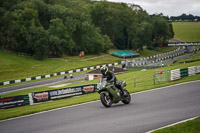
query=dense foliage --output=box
[0,0,174,59]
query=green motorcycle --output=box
[97,78,131,108]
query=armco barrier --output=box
[171,65,199,81]
[0,84,97,109]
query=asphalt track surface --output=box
[1,81,200,133]
[0,73,86,95]
[1,51,199,95]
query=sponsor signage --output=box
[0,95,25,109]
[1,84,97,109]
[82,85,95,94]
[32,92,49,103]
[49,85,96,100]
[168,42,200,46]
[49,87,83,100]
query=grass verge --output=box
[153,117,200,133]
[0,47,177,83]
[0,57,200,120]
[172,22,200,42]
[0,75,199,121]
[0,49,199,121]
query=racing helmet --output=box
[100,66,108,75]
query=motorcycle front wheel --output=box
[121,89,131,104]
[100,93,112,108]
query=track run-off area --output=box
[0,80,200,133]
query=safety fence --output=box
[133,70,170,87]
[154,70,170,84]
[171,65,200,80]
[0,84,97,109]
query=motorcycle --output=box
[97,78,131,108]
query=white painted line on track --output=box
[0,78,85,95]
[0,80,200,123]
[146,116,199,133]
[0,80,64,95]
[132,80,200,95]
[0,100,100,123]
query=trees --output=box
[170,13,200,21]
[48,18,74,56]
[91,1,133,49]
[152,15,174,45]
[29,25,48,59]
[132,22,153,50]
[91,2,175,51]
[0,0,174,59]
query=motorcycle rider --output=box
[100,66,124,95]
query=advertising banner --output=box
[0,95,25,109]
[82,85,95,94]
[49,86,83,100]
[49,84,97,100]
[32,92,50,103]
[1,84,97,109]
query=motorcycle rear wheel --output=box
[100,93,112,108]
[121,89,131,104]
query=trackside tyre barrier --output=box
[188,66,196,76]
[171,69,181,80]
[197,66,200,73]
[170,65,200,81]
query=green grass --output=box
[172,22,200,42]
[0,69,92,89]
[153,117,200,133]
[177,54,200,63]
[139,47,177,57]
[1,22,199,83]
[0,47,177,83]
[0,53,200,120]
[0,50,122,82]
[0,74,199,121]
[3,52,200,98]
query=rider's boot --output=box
[115,82,124,96]
[119,87,124,96]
